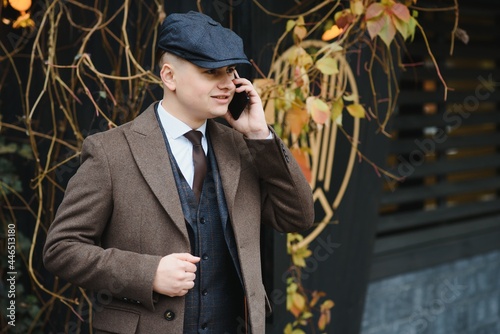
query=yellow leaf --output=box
[293,329,306,334]
[346,103,366,118]
[393,16,409,40]
[284,323,293,334]
[286,20,296,32]
[287,291,306,318]
[331,97,344,122]
[307,97,330,125]
[320,299,335,310]
[350,0,365,16]
[294,25,307,41]
[316,57,339,75]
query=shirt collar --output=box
[157,100,207,139]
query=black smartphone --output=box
[228,73,249,120]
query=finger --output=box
[185,272,196,281]
[183,262,198,273]
[174,253,200,263]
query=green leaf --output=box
[378,15,396,47]
[286,20,296,32]
[316,57,339,75]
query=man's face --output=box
[165,59,237,126]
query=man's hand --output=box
[224,71,270,140]
[153,253,200,297]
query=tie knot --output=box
[184,130,203,146]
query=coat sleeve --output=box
[43,134,162,311]
[244,129,315,233]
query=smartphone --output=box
[228,73,249,120]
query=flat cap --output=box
[157,11,250,69]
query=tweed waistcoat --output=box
[156,110,245,333]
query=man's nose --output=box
[219,74,236,89]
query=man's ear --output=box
[160,63,176,91]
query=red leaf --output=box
[391,3,410,22]
[365,3,385,20]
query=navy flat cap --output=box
[157,11,250,69]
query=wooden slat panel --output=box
[380,176,500,205]
[388,133,500,155]
[388,155,500,179]
[377,199,500,233]
[374,214,500,254]
[392,111,500,131]
[398,90,500,104]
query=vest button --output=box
[202,254,209,260]
[200,217,205,224]
[164,310,175,321]
[202,289,208,296]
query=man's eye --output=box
[226,67,236,74]
[205,69,216,75]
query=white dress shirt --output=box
[157,101,207,189]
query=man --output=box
[43,11,314,334]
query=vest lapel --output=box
[124,104,189,245]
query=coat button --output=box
[202,254,209,260]
[201,323,208,330]
[200,217,205,224]
[202,289,208,296]
[164,310,175,321]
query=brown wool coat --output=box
[43,103,314,333]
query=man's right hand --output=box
[153,253,201,297]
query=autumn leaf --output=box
[346,103,366,118]
[293,16,307,41]
[310,290,326,307]
[331,97,344,122]
[287,233,312,267]
[322,25,343,41]
[294,25,307,41]
[365,2,384,20]
[306,96,330,126]
[253,78,276,124]
[291,147,312,183]
[318,299,335,330]
[284,324,306,334]
[316,56,339,75]
[286,100,308,136]
[286,20,296,32]
[350,0,365,16]
[378,14,396,46]
[334,9,356,29]
[390,3,410,22]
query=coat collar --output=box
[124,103,242,240]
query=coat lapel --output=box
[124,104,189,243]
[207,120,241,215]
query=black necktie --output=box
[184,130,207,202]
